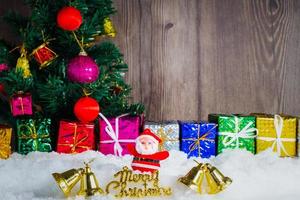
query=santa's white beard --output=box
[136,141,158,155]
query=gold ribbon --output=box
[58,123,90,153]
[156,127,178,151]
[182,124,217,157]
[0,128,12,159]
[18,123,49,151]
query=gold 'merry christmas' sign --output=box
[106,166,172,198]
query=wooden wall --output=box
[1,0,300,121]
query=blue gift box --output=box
[180,121,217,158]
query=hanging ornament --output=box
[16,46,31,78]
[112,85,123,95]
[57,6,82,31]
[103,17,116,38]
[0,63,9,72]
[67,51,100,83]
[31,42,58,69]
[74,96,100,123]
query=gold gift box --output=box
[254,114,297,157]
[0,125,12,159]
[298,118,300,156]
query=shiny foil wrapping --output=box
[209,114,256,154]
[99,115,142,156]
[180,121,217,158]
[17,118,52,154]
[255,114,297,157]
[10,93,33,117]
[145,121,179,151]
[57,120,95,154]
[0,125,12,159]
[298,118,300,156]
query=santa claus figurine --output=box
[127,128,169,173]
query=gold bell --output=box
[178,162,232,194]
[77,163,104,196]
[52,168,85,197]
[206,163,232,190]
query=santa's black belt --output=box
[133,157,159,163]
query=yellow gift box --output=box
[0,125,12,159]
[298,118,300,156]
[255,114,297,157]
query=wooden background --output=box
[1,0,300,121]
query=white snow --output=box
[0,149,300,200]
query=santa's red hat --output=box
[138,128,162,144]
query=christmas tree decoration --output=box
[180,122,217,158]
[73,96,99,123]
[57,120,95,154]
[67,51,100,83]
[209,114,257,154]
[98,113,143,156]
[254,114,297,157]
[10,92,33,117]
[127,128,169,173]
[31,42,58,69]
[52,161,103,197]
[0,125,12,159]
[106,166,172,198]
[103,17,116,38]
[0,63,9,71]
[178,162,232,194]
[16,46,31,78]
[17,118,52,154]
[112,84,123,95]
[56,6,82,31]
[145,121,180,151]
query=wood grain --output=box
[1,0,300,121]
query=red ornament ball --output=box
[57,6,82,31]
[74,96,100,123]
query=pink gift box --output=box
[98,114,143,156]
[57,120,95,154]
[10,93,32,117]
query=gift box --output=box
[144,121,179,151]
[57,120,95,154]
[98,113,142,156]
[298,118,300,156]
[180,121,217,158]
[17,118,52,154]
[208,114,257,154]
[10,92,33,116]
[0,125,12,159]
[254,114,297,157]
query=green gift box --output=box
[17,118,52,154]
[208,114,257,154]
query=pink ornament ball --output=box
[0,63,9,72]
[67,54,100,83]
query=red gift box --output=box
[57,120,95,154]
[10,92,33,117]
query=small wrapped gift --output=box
[10,92,33,116]
[208,114,257,154]
[144,121,179,151]
[17,118,52,154]
[98,113,142,156]
[0,125,12,159]
[298,118,300,157]
[180,121,217,158]
[254,114,296,157]
[57,120,95,154]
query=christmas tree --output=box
[0,0,144,151]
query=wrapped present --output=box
[99,113,142,156]
[10,92,32,116]
[180,121,217,158]
[298,118,300,156]
[17,118,52,154]
[57,120,95,154]
[254,114,296,157]
[208,114,257,154]
[144,121,179,151]
[0,125,12,159]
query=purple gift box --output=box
[10,93,33,117]
[98,113,143,156]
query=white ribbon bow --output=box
[257,115,295,156]
[218,116,257,148]
[99,113,136,156]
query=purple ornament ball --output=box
[67,54,99,83]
